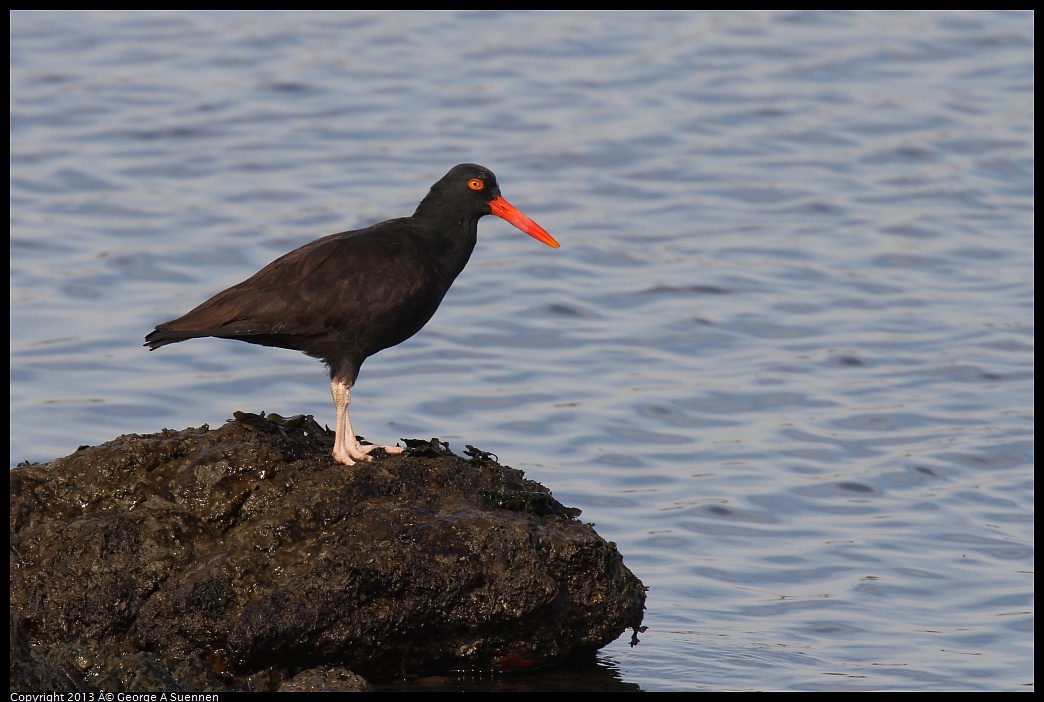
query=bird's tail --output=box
[144,327,208,350]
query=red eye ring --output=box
[468,178,484,191]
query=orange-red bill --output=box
[489,196,560,249]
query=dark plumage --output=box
[145,164,559,464]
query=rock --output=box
[10,415,645,691]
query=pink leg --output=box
[329,378,404,465]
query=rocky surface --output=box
[10,414,646,691]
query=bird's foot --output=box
[332,439,405,466]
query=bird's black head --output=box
[414,164,559,248]
[415,163,501,217]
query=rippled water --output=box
[10,10,1033,691]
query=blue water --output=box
[10,11,1033,691]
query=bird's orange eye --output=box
[468,179,484,191]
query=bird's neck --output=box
[410,205,481,287]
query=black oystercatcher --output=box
[145,164,559,465]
